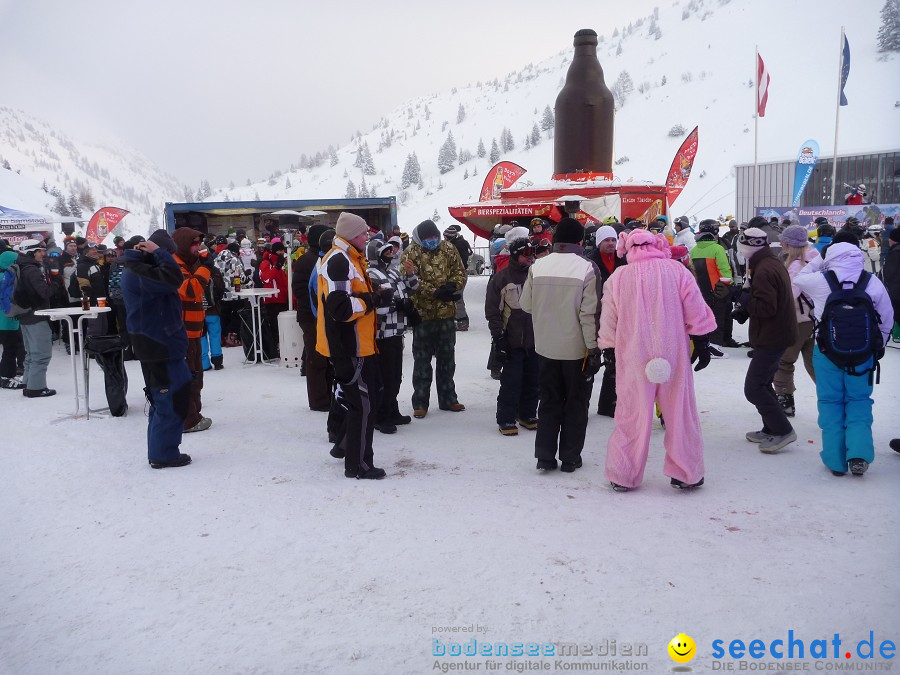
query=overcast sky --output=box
[0,0,655,188]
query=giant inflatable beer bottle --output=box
[553,29,615,180]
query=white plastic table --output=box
[234,288,279,365]
[34,306,111,419]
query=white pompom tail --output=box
[645,357,672,384]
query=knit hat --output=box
[670,245,690,263]
[307,224,330,252]
[172,227,203,259]
[832,229,860,247]
[226,242,240,254]
[814,216,829,226]
[554,217,585,245]
[415,219,441,241]
[780,224,810,248]
[148,229,176,253]
[335,212,368,241]
[443,224,462,238]
[747,215,769,231]
[737,227,768,261]
[594,225,617,243]
[240,239,252,249]
[124,235,146,250]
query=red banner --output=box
[86,207,129,244]
[664,126,699,206]
[479,162,527,202]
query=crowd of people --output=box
[1,209,898,484]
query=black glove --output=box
[493,334,510,364]
[583,348,603,380]
[351,292,376,314]
[376,286,394,308]
[432,282,458,301]
[690,336,711,372]
[713,281,732,300]
[734,287,751,310]
[730,305,750,324]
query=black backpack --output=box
[815,270,883,382]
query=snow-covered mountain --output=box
[2,0,897,244]
[0,106,182,239]
[213,0,898,237]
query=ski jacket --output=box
[0,250,20,330]
[485,255,535,351]
[365,242,419,339]
[316,236,377,358]
[784,247,820,324]
[449,236,472,268]
[520,243,602,360]
[259,253,288,304]
[121,248,187,362]
[15,254,54,326]
[689,240,732,293]
[214,249,251,294]
[744,246,799,350]
[883,244,900,319]
[172,254,210,339]
[673,228,697,251]
[75,255,106,300]
[401,236,467,322]
[793,243,893,346]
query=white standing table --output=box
[233,288,279,365]
[34,306,111,420]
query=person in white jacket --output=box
[672,216,696,252]
[793,241,894,477]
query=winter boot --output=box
[745,430,773,443]
[759,430,797,454]
[490,367,502,381]
[848,459,869,476]
[330,443,345,459]
[376,422,397,434]
[891,439,900,453]
[439,402,465,412]
[1,376,24,390]
[517,417,538,431]
[355,467,387,480]
[671,477,705,489]
[184,416,213,433]
[499,422,518,436]
[560,458,583,473]
[24,388,57,398]
[390,414,412,426]
[610,482,631,492]
[455,318,469,332]
[536,459,558,471]
[777,393,795,417]
[149,453,192,469]
[211,355,224,371]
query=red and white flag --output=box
[757,53,770,117]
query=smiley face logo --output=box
[668,633,696,663]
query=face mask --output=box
[737,242,761,261]
[423,238,440,251]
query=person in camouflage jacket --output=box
[401,219,467,417]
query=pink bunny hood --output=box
[616,229,671,262]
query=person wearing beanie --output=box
[120,236,193,468]
[584,224,627,417]
[599,229,717,491]
[258,240,289,355]
[400,219,468,418]
[171,227,212,433]
[771,225,820,418]
[12,240,56,396]
[690,219,737,350]
[149,229,177,254]
[442,224,472,330]
[520,217,601,472]
[793,242,893,476]
[485,236,539,436]
[732,227,799,453]
[365,239,419,433]
[213,240,252,348]
[882,225,900,344]
[316,212,386,479]
[292,223,333,405]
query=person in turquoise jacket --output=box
[0,249,25,389]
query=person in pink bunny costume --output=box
[598,228,717,491]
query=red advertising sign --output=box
[665,126,699,206]
[479,162,527,202]
[86,207,129,244]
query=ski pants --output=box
[201,315,223,370]
[744,346,793,436]
[496,346,539,425]
[814,348,875,472]
[605,357,705,489]
[184,337,204,430]
[300,315,332,410]
[411,319,458,410]
[0,328,24,379]
[376,335,404,423]
[141,359,192,464]
[773,321,816,395]
[339,356,381,474]
[535,357,593,464]
[21,320,52,390]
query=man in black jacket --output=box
[75,242,108,336]
[485,236,539,436]
[884,227,900,344]
[443,224,472,331]
[16,239,56,397]
[292,224,333,410]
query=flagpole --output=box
[753,45,759,213]
[830,27,845,206]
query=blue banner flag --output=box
[792,140,820,207]
[839,35,850,106]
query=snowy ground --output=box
[1,275,898,674]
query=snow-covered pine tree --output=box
[183,186,194,201]
[458,149,472,164]
[530,123,541,147]
[878,0,900,52]
[41,180,48,192]
[457,103,466,124]
[362,142,376,176]
[541,105,555,131]
[401,154,413,189]
[438,132,458,174]
[417,176,424,191]
[67,193,82,218]
[329,146,339,166]
[53,192,70,216]
[490,138,500,163]
[150,209,159,227]
[501,127,515,152]
[354,145,364,168]
[77,186,95,212]
[409,152,421,185]
[285,176,292,190]
[359,176,369,198]
[477,138,486,158]
[1,158,10,170]
[616,43,622,56]
[345,179,357,199]
[424,104,431,121]
[464,169,469,179]
[524,135,531,150]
